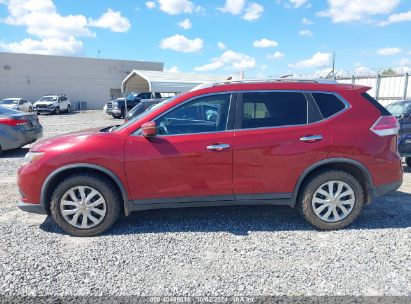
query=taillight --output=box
[370,116,400,136]
[0,118,28,126]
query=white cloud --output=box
[217,42,227,50]
[178,18,192,29]
[302,17,313,25]
[299,29,313,37]
[145,1,156,9]
[379,10,411,26]
[0,36,84,56]
[242,2,264,21]
[194,61,224,72]
[289,0,309,8]
[158,0,196,15]
[194,50,256,71]
[376,47,402,56]
[318,0,399,23]
[165,66,180,73]
[218,0,246,15]
[89,8,131,32]
[160,34,203,53]
[253,38,278,48]
[0,0,131,55]
[267,51,284,60]
[289,52,332,68]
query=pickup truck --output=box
[104,92,162,119]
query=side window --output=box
[312,93,346,118]
[241,92,307,129]
[156,94,231,135]
[19,100,25,105]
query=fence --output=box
[336,73,410,106]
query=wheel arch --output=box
[41,163,129,215]
[293,158,374,204]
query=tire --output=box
[54,107,60,115]
[50,173,121,237]
[297,170,365,230]
[405,157,411,167]
[28,106,33,112]
[66,105,71,113]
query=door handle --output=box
[207,143,230,151]
[300,135,323,143]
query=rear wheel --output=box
[28,106,33,112]
[66,105,71,113]
[50,174,121,237]
[405,157,411,167]
[298,170,364,230]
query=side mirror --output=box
[141,121,157,137]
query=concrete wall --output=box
[0,52,163,109]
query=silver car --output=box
[0,106,43,154]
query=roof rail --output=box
[212,78,338,86]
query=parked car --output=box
[33,94,71,115]
[386,100,411,166]
[105,92,163,119]
[18,79,402,236]
[0,98,33,112]
[124,99,164,122]
[0,106,42,154]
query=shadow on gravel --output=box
[38,110,80,116]
[39,190,411,236]
[0,147,29,158]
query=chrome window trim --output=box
[133,90,351,136]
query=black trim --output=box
[41,163,129,215]
[234,193,291,200]
[373,179,402,197]
[18,200,47,215]
[292,158,374,202]
[361,93,391,116]
[127,194,294,212]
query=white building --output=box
[0,52,163,109]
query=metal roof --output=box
[122,70,229,93]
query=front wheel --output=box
[50,174,121,237]
[54,107,60,115]
[298,170,364,230]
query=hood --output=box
[31,128,102,152]
[35,101,55,105]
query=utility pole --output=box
[331,51,336,79]
[97,50,101,59]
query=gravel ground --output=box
[0,111,410,297]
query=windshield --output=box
[39,96,57,102]
[114,96,178,132]
[386,103,411,116]
[0,99,18,105]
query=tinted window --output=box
[0,106,20,115]
[312,93,346,118]
[242,92,307,129]
[362,93,391,116]
[156,94,231,135]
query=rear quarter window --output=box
[312,93,346,118]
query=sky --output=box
[0,0,411,78]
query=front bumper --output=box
[34,107,55,113]
[17,200,47,215]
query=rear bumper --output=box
[17,200,47,215]
[1,126,43,150]
[373,179,402,198]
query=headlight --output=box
[22,152,45,165]
[48,104,55,108]
[113,101,118,107]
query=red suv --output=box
[17,80,403,236]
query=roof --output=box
[122,70,229,93]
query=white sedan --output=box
[0,98,33,112]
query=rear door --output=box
[233,91,331,199]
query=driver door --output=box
[125,93,235,203]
